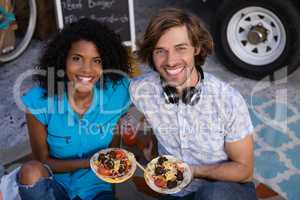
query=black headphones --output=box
[162,67,204,106]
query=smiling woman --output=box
[66,40,103,94]
[36,18,131,97]
[17,18,132,200]
[66,40,104,115]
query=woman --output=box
[19,19,131,200]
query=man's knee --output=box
[19,160,50,185]
[194,182,232,200]
[194,181,256,200]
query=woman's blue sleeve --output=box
[21,87,49,125]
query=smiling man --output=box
[130,8,258,200]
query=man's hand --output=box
[142,138,153,161]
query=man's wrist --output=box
[189,165,198,178]
[189,165,206,179]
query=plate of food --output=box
[90,148,137,183]
[144,155,192,194]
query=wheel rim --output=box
[0,0,37,62]
[226,6,286,66]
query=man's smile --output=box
[165,67,185,76]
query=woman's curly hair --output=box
[137,8,213,72]
[36,18,131,97]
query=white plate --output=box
[144,155,192,194]
[90,148,137,183]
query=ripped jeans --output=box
[17,164,69,200]
[17,165,116,200]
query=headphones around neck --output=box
[162,67,204,106]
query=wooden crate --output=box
[15,0,56,40]
[35,0,56,40]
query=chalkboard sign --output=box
[54,0,136,49]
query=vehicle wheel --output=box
[0,0,37,63]
[213,0,300,79]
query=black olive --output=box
[158,156,168,165]
[120,160,126,165]
[176,171,184,181]
[105,159,114,169]
[98,153,106,162]
[108,151,116,159]
[118,165,126,173]
[167,180,178,189]
[155,166,165,175]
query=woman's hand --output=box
[82,159,91,169]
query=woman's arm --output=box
[26,113,90,173]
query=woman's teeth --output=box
[166,67,183,75]
[77,76,93,84]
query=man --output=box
[130,8,257,200]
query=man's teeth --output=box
[166,68,183,75]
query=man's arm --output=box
[191,134,254,182]
[138,131,158,161]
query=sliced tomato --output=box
[97,165,112,176]
[154,178,167,188]
[115,150,126,159]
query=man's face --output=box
[152,25,199,88]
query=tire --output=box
[213,0,300,80]
[0,0,37,63]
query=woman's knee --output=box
[19,160,50,185]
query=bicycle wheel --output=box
[0,0,37,63]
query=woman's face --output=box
[66,40,102,94]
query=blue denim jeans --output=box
[159,181,257,200]
[17,165,117,200]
